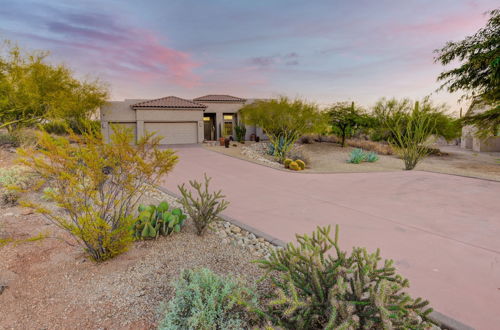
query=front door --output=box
[204,116,214,140]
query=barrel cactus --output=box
[295,159,306,170]
[283,158,293,168]
[289,161,301,171]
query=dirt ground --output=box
[0,155,268,329]
[205,141,500,181]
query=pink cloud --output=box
[7,5,201,88]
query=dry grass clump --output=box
[299,134,393,155]
[346,139,393,155]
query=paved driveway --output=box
[161,146,500,329]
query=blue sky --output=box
[0,0,497,112]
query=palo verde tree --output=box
[239,96,326,161]
[434,9,500,137]
[328,101,370,147]
[0,40,108,131]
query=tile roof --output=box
[193,94,246,102]
[131,96,206,109]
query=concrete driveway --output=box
[161,145,500,329]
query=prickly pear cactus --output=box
[133,201,187,239]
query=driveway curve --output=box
[161,145,500,329]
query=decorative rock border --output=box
[153,185,475,330]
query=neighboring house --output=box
[460,101,500,152]
[100,94,265,144]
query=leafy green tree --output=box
[0,40,108,131]
[239,96,326,161]
[328,101,371,147]
[434,9,499,137]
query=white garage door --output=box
[145,122,198,145]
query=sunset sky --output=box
[0,0,497,112]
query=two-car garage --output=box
[144,122,198,145]
[101,96,206,145]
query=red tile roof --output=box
[131,96,206,109]
[193,94,246,102]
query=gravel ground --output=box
[205,141,500,181]
[0,188,274,329]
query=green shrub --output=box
[288,161,300,171]
[365,151,379,162]
[0,132,19,147]
[17,125,178,261]
[295,159,306,170]
[285,146,310,164]
[159,268,259,330]
[42,121,68,135]
[178,174,229,236]
[347,148,366,164]
[132,201,187,239]
[253,226,433,329]
[1,189,19,206]
[283,158,293,168]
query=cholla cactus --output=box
[295,159,306,170]
[254,226,433,329]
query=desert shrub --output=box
[41,120,68,135]
[283,158,293,168]
[159,268,260,330]
[1,189,19,206]
[17,125,178,261]
[253,226,433,329]
[11,129,39,148]
[178,174,229,236]
[132,201,187,239]
[285,146,310,164]
[346,139,393,155]
[347,148,366,164]
[0,166,34,206]
[365,151,379,162]
[0,132,19,147]
[347,149,380,164]
[298,134,315,144]
[295,159,306,170]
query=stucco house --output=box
[100,94,265,144]
[460,101,500,152]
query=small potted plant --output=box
[224,138,230,148]
[219,137,225,146]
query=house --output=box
[460,101,500,152]
[100,94,265,144]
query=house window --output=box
[223,115,233,121]
[203,117,211,121]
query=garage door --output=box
[144,122,198,145]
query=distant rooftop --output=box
[131,96,206,109]
[193,94,246,102]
